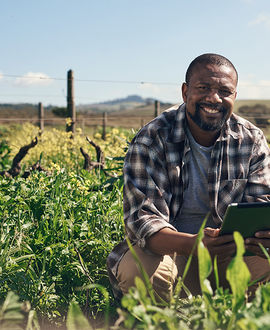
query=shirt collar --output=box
[170,103,188,143]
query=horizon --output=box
[1,94,270,109]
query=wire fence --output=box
[0,115,155,131]
[0,113,269,131]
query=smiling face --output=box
[182,63,237,144]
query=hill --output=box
[77,95,166,113]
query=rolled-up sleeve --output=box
[123,141,176,248]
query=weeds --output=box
[0,124,269,329]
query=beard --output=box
[187,102,229,131]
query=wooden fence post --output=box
[66,69,76,133]
[81,118,85,134]
[38,102,44,131]
[154,100,160,117]
[102,112,107,140]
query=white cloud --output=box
[0,72,3,80]
[237,79,270,99]
[138,82,181,103]
[138,82,162,94]
[15,72,52,86]
[249,13,270,29]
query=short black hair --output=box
[185,53,238,84]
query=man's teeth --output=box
[201,106,219,114]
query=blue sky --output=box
[1,0,270,106]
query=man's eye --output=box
[220,90,233,96]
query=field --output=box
[0,123,270,329]
[1,99,270,133]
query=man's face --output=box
[182,64,237,132]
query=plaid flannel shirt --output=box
[107,103,270,298]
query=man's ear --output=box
[182,82,188,103]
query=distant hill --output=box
[77,95,165,113]
[0,103,55,119]
[99,94,155,105]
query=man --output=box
[107,53,270,300]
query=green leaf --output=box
[259,243,270,264]
[26,310,40,330]
[197,241,213,295]
[0,292,25,330]
[66,302,92,330]
[0,292,23,317]
[213,256,219,290]
[126,238,158,305]
[174,214,210,301]
[226,232,250,311]
[134,277,147,300]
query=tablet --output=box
[220,202,270,238]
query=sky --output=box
[1,0,270,106]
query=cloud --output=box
[0,72,3,80]
[138,82,181,102]
[237,79,270,99]
[138,82,163,94]
[15,72,52,86]
[249,13,270,29]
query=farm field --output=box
[0,123,270,329]
[0,99,270,133]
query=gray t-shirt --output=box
[172,129,218,234]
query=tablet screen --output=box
[220,202,270,238]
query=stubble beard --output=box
[188,103,229,132]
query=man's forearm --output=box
[146,228,197,256]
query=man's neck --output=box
[187,120,220,147]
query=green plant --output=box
[0,140,11,170]
[0,291,39,330]
[114,227,270,330]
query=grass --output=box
[0,123,269,329]
[0,170,124,325]
[0,124,130,328]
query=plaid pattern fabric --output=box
[107,103,270,298]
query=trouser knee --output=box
[116,245,177,301]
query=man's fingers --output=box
[209,242,236,260]
[245,244,267,258]
[245,237,270,246]
[203,234,234,247]
[204,227,220,237]
[245,237,270,258]
[255,230,270,238]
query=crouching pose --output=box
[107,53,270,301]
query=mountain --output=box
[99,94,155,105]
[77,95,162,113]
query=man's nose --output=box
[204,89,222,103]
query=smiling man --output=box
[107,53,270,301]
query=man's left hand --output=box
[245,230,270,258]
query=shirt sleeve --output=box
[243,132,270,202]
[123,141,177,248]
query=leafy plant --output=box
[0,140,11,170]
[0,291,39,330]
[114,228,270,330]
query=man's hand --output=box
[202,227,236,261]
[245,230,270,258]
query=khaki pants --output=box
[116,244,270,301]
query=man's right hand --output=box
[202,227,236,262]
